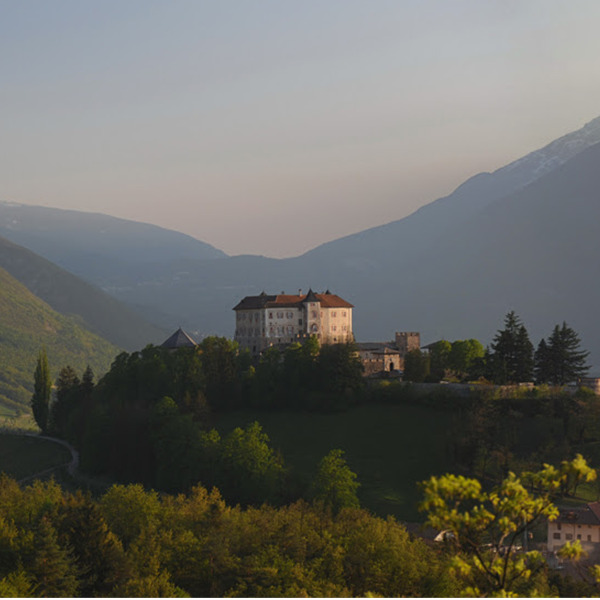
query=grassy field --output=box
[0,435,71,481]
[215,403,455,522]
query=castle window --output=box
[311,311,317,318]
[286,311,293,319]
[269,312,273,319]
[298,319,303,325]
[577,534,582,540]
[332,325,337,332]
[277,312,284,319]
[553,532,561,539]
[342,325,347,331]
[287,326,293,334]
[566,534,573,540]
[342,311,347,317]
[332,311,337,318]
[588,535,592,541]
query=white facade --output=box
[233,290,353,355]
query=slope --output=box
[0,267,119,416]
[77,116,600,340]
[0,201,227,287]
[0,236,167,350]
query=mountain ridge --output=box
[0,235,167,350]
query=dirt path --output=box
[10,432,79,484]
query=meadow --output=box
[0,434,71,481]
[215,402,455,521]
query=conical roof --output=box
[302,288,320,303]
[160,328,197,349]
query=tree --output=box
[428,340,452,381]
[31,348,52,432]
[489,311,534,384]
[316,342,364,395]
[30,517,80,597]
[535,322,590,385]
[311,449,360,514]
[50,365,81,436]
[419,457,591,596]
[219,422,286,505]
[402,349,430,382]
[448,339,484,380]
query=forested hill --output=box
[0,266,118,415]
[0,235,166,350]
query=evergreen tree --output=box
[534,338,551,384]
[30,517,79,597]
[536,322,590,385]
[489,311,534,384]
[31,348,52,433]
[50,365,81,435]
[80,365,95,398]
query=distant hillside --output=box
[0,267,119,416]
[69,117,600,361]
[0,202,227,287]
[4,117,600,367]
[0,236,167,350]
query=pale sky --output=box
[2,0,600,257]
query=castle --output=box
[233,289,353,356]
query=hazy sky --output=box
[2,0,600,257]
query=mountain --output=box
[0,236,167,350]
[0,266,119,415]
[78,116,600,356]
[0,202,227,287]
[4,116,600,367]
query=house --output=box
[357,332,421,376]
[579,377,600,394]
[547,502,600,560]
[233,289,353,356]
[356,342,403,375]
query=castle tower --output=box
[395,331,420,356]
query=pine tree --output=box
[31,348,52,433]
[536,322,590,385]
[31,517,80,597]
[534,338,551,383]
[489,311,534,384]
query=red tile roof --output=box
[233,291,353,310]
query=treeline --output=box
[0,476,457,598]
[34,338,364,503]
[403,311,590,385]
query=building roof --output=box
[356,342,401,355]
[555,502,600,526]
[233,290,353,311]
[160,328,197,349]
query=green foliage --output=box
[219,421,286,505]
[31,349,52,432]
[448,339,485,380]
[420,457,594,597]
[421,469,558,596]
[489,311,534,384]
[311,449,360,514]
[429,340,452,380]
[0,475,457,597]
[535,322,590,385]
[403,349,430,382]
[0,267,118,415]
